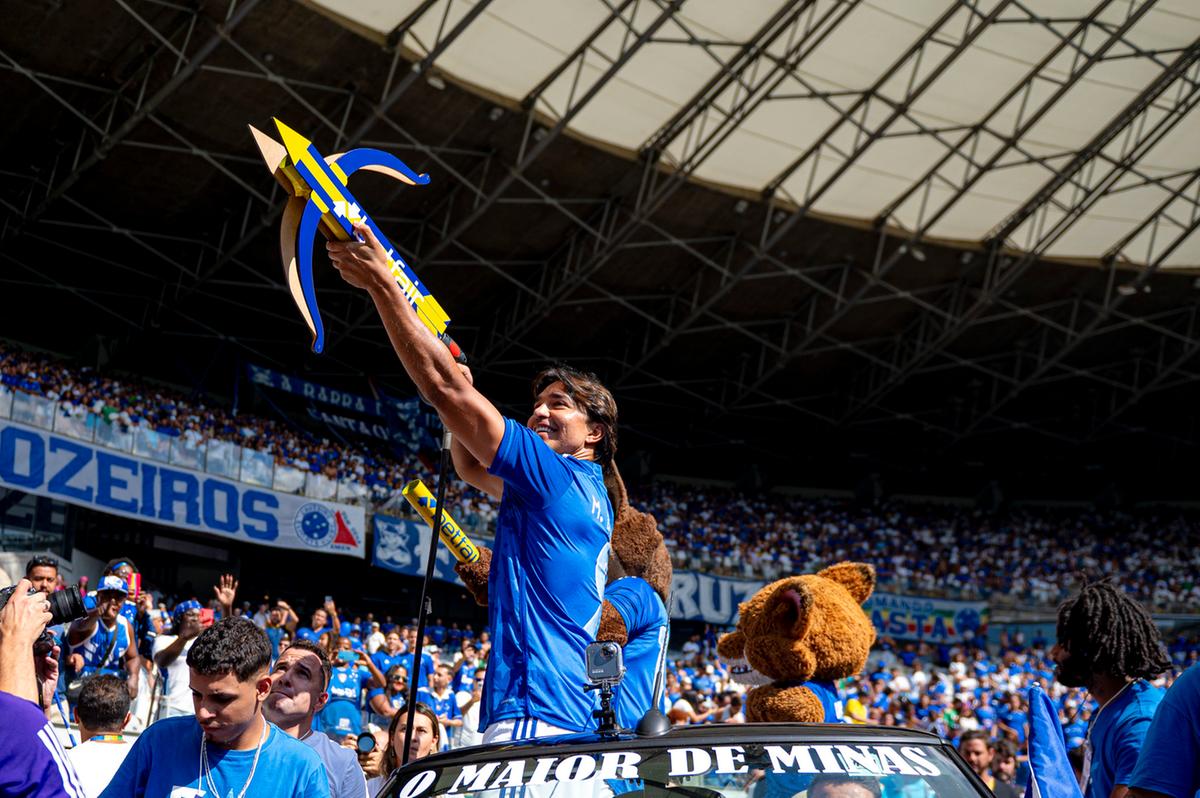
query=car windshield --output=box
[385,739,982,798]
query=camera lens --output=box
[47,586,89,626]
[356,732,376,754]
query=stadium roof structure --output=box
[2,0,1200,493]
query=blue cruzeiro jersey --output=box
[318,665,372,737]
[72,616,133,678]
[483,418,614,732]
[604,577,670,729]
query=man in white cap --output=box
[67,576,140,698]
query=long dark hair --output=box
[1056,578,1170,683]
[532,365,618,470]
[383,702,440,776]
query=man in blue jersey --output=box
[371,630,404,678]
[101,617,329,797]
[328,225,616,743]
[1050,580,1170,798]
[318,648,384,738]
[67,575,140,698]
[604,576,670,728]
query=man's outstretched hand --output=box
[213,574,238,614]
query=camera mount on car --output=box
[583,641,624,736]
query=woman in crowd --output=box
[365,703,442,797]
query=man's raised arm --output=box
[328,223,505,466]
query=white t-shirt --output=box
[66,737,134,798]
[303,728,369,798]
[455,691,482,748]
[151,634,195,717]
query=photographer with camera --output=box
[0,578,87,796]
[265,640,368,798]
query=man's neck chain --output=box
[199,720,268,798]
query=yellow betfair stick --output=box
[402,479,480,564]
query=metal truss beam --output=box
[333,0,689,351]
[840,35,1200,421]
[722,0,1161,414]
[956,170,1200,437]
[14,0,260,229]
[466,0,862,366]
[612,0,1022,394]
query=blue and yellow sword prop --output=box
[249,118,463,360]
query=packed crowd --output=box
[0,342,496,523]
[5,341,1200,612]
[12,553,1200,798]
[28,555,492,797]
[647,486,1200,612]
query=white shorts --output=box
[481,717,575,744]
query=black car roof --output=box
[397,722,950,772]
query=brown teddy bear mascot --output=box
[454,463,672,642]
[717,562,876,723]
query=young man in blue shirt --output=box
[101,617,330,798]
[329,226,616,743]
[1050,580,1170,798]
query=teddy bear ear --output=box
[763,582,814,640]
[817,562,875,605]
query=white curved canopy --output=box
[312,0,1200,267]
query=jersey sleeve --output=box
[342,748,370,798]
[604,577,656,633]
[486,417,574,506]
[0,694,87,798]
[1128,671,1199,797]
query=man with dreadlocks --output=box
[1050,579,1170,798]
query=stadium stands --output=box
[5,340,1200,612]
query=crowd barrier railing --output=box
[0,386,386,508]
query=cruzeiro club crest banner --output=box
[0,418,366,558]
[864,592,989,643]
[372,514,493,584]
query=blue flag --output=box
[1024,685,1083,798]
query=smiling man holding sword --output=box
[327,222,617,742]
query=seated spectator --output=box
[68,675,134,798]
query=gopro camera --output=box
[585,641,624,686]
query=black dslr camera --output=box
[0,584,90,654]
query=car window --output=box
[384,741,984,798]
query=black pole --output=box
[401,427,453,765]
